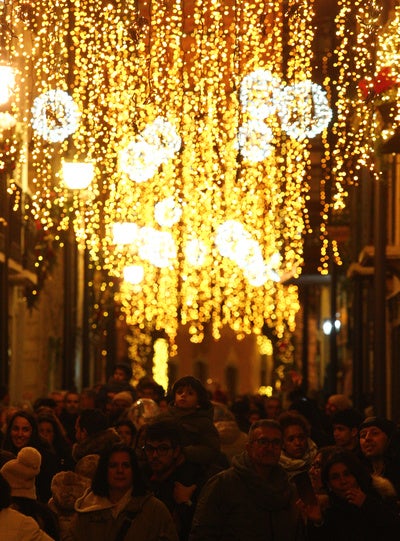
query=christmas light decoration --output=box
[7,0,319,350]
[31,90,80,143]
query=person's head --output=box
[309,445,339,493]
[0,473,11,510]
[75,409,108,443]
[263,396,282,420]
[0,446,41,500]
[37,412,68,449]
[80,388,97,410]
[48,391,65,417]
[91,443,147,498]
[143,420,183,476]
[113,363,133,382]
[321,449,372,501]
[358,416,395,460]
[278,411,310,459]
[64,391,80,415]
[114,419,137,448]
[325,394,352,417]
[4,410,39,452]
[171,376,210,410]
[331,408,363,450]
[33,397,57,414]
[247,419,283,472]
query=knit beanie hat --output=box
[359,416,395,439]
[0,446,41,499]
[74,453,100,479]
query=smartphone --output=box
[292,471,318,506]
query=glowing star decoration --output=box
[119,116,181,183]
[240,69,281,119]
[237,119,275,162]
[31,89,80,143]
[184,239,208,267]
[123,265,145,284]
[154,197,182,227]
[278,81,332,140]
[138,227,177,268]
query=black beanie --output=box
[332,408,363,429]
[359,416,395,439]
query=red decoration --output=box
[359,67,399,102]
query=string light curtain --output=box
[11,0,326,347]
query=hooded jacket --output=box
[189,451,305,541]
[70,488,178,541]
[0,507,55,541]
[161,405,221,467]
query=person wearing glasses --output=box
[142,420,206,541]
[189,419,306,541]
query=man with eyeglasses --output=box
[142,419,206,541]
[189,419,306,541]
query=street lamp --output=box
[62,160,94,190]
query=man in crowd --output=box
[331,408,363,452]
[72,408,121,462]
[59,390,80,445]
[189,419,305,540]
[142,419,205,541]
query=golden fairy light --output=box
[8,0,328,347]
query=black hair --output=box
[248,419,283,441]
[91,443,147,498]
[77,409,108,436]
[2,410,45,454]
[145,419,183,448]
[171,376,211,409]
[114,363,133,381]
[0,473,11,510]
[321,449,373,495]
[278,410,311,436]
[114,418,137,437]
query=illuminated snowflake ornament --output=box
[237,119,274,162]
[154,197,182,227]
[278,81,332,140]
[31,89,80,143]
[240,69,281,119]
[119,117,181,183]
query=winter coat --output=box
[189,451,306,541]
[48,470,91,541]
[0,506,55,541]
[72,428,122,462]
[307,476,400,541]
[160,405,220,467]
[70,488,179,541]
[11,496,60,541]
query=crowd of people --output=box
[0,365,400,540]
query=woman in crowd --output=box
[37,412,75,470]
[301,449,400,540]
[278,410,318,480]
[2,410,60,502]
[70,442,178,541]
